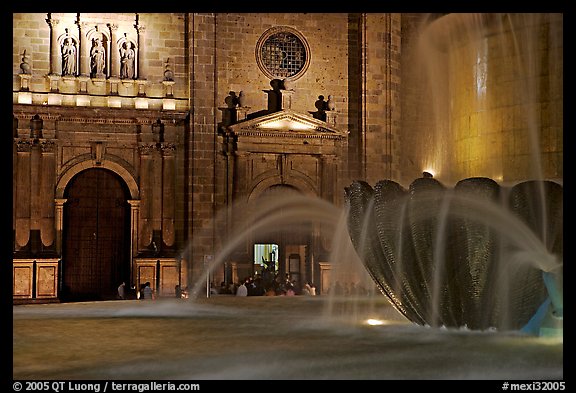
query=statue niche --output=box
[119,40,136,80]
[90,37,107,78]
[58,29,79,76]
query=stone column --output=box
[108,24,120,78]
[28,116,44,242]
[46,17,60,75]
[15,140,32,251]
[161,144,176,248]
[54,198,67,255]
[128,199,141,285]
[30,142,41,237]
[135,24,146,79]
[80,22,91,77]
[223,131,235,272]
[138,144,154,251]
[75,15,84,76]
[40,141,56,250]
[152,147,163,243]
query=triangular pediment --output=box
[228,109,347,139]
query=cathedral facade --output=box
[12,13,562,302]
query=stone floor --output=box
[13,295,563,380]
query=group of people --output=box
[116,278,372,300]
[117,281,154,300]
[215,273,317,297]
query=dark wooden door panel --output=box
[63,169,129,301]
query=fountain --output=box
[344,176,563,336]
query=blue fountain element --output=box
[522,271,563,337]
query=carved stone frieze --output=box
[40,140,57,153]
[160,143,176,155]
[138,143,157,155]
[15,140,33,152]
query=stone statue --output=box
[120,42,135,79]
[90,38,106,77]
[61,38,77,76]
[20,49,31,74]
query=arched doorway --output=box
[61,168,131,301]
[251,185,313,293]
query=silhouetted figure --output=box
[313,95,327,121]
[224,91,238,108]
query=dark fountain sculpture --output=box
[345,176,563,336]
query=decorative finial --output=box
[327,95,335,111]
[20,49,31,74]
[163,58,174,81]
[282,78,293,91]
[237,90,246,107]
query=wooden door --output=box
[62,168,130,301]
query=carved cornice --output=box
[138,142,177,155]
[12,105,188,126]
[160,143,177,155]
[40,140,57,153]
[138,143,156,155]
[15,138,58,152]
[12,113,61,121]
[15,140,33,152]
[61,117,139,125]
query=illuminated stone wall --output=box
[400,13,563,185]
[449,13,563,183]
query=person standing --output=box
[236,281,248,296]
[117,281,126,299]
[141,281,153,300]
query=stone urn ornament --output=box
[237,90,246,107]
[327,95,336,111]
[282,78,294,91]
